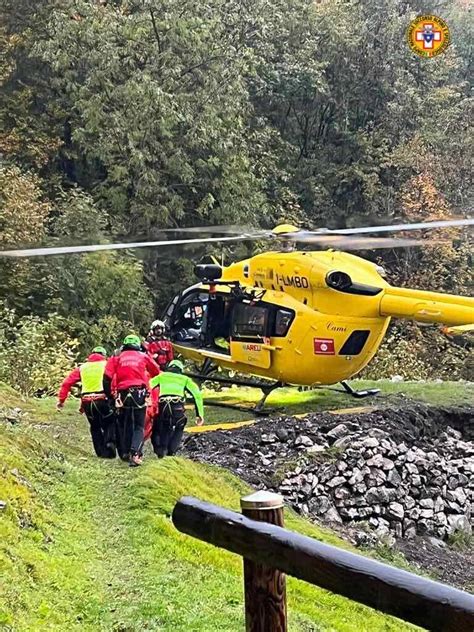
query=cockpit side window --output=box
[169,290,209,343]
[274,308,294,337]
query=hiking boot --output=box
[129,453,143,467]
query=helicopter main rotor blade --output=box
[157,224,262,235]
[286,235,424,249]
[311,217,474,236]
[0,234,257,258]
[2,217,469,258]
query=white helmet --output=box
[151,319,165,330]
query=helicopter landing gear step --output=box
[185,371,283,416]
[339,380,380,399]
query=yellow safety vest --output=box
[79,361,106,394]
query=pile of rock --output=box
[277,422,472,540]
[183,404,473,540]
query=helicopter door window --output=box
[232,303,268,340]
[274,309,294,337]
[204,295,232,352]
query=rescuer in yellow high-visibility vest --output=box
[57,347,116,458]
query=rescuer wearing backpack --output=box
[57,346,116,458]
[149,359,204,458]
[103,334,160,467]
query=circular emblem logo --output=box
[407,15,450,58]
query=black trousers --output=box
[116,388,147,460]
[82,398,116,458]
[152,400,187,458]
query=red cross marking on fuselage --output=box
[415,23,442,49]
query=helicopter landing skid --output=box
[301,382,380,399]
[203,400,275,417]
[339,380,380,399]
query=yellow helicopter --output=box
[2,218,473,410]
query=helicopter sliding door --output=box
[230,302,272,369]
[165,285,235,355]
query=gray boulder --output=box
[327,424,349,440]
[323,506,343,524]
[386,502,404,521]
[447,514,472,535]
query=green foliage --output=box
[34,187,143,321]
[371,237,473,380]
[0,0,472,373]
[0,0,64,172]
[2,0,471,232]
[0,166,51,311]
[0,305,78,396]
[447,529,473,551]
[45,251,153,326]
[34,0,268,230]
[71,314,147,358]
[0,181,153,357]
[50,187,110,239]
[363,321,472,381]
[0,165,50,247]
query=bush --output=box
[0,305,78,396]
[68,314,143,357]
[369,237,473,382]
[362,321,471,381]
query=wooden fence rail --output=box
[172,494,474,632]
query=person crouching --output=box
[149,360,204,458]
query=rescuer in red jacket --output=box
[103,334,160,467]
[57,346,116,458]
[144,320,174,370]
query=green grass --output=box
[198,379,474,425]
[447,530,474,551]
[0,384,433,631]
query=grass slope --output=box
[0,383,436,631]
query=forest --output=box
[0,0,472,394]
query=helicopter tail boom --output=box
[380,286,473,326]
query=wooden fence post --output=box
[240,490,287,632]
